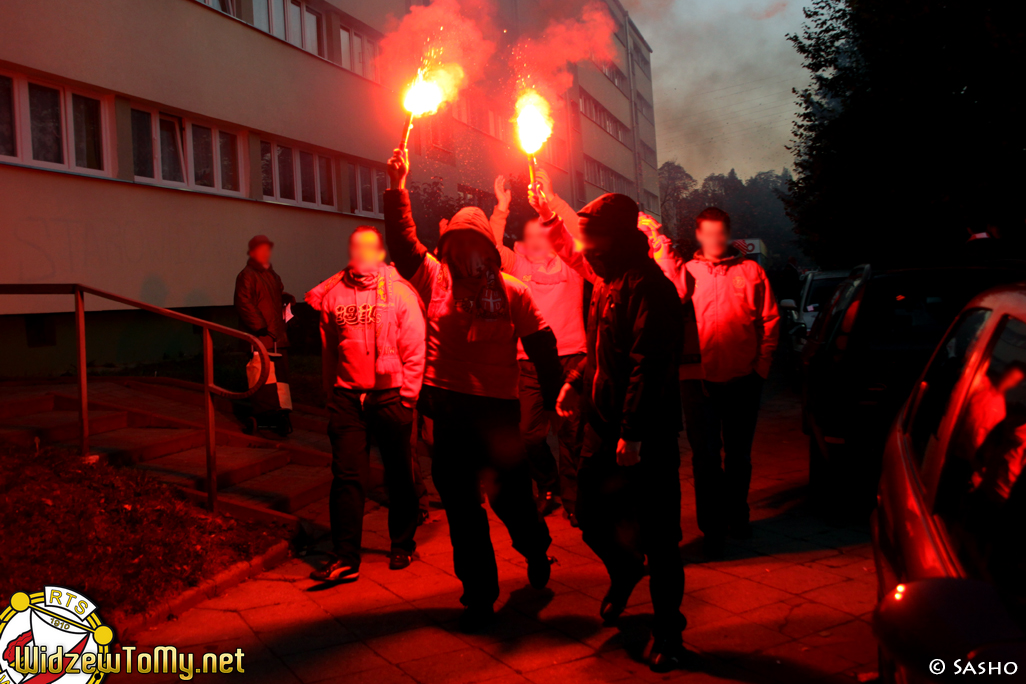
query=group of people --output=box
[233,148,779,672]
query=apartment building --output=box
[0,0,658,374]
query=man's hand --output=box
[387,147,409,190]
[536,168,555,201]
[528,182,554,222]
[494,175,511,211]
[637,212,662,238]
[556,383,579,419]
[616,439,642,467]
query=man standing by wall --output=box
[489,172,586,523]
[543,190,689,672]
[306,226,426,582]
[648,208,780,555]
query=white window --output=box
[254,0,323,56]
[339,27,379,82]
[346,162,386,217]
[0,70,110,177]
[198,0,236,15]
[260,139,335,209]
[131,105,244,195]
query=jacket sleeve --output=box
[549,193,580,239]
[397,283,427,407]
[620,276,684,442]
[384,189,429,281]
[488,204,519,273]
[754,268,781,379]
[543,214,596,283]
[650,235,690,302]
[234,271,269,336]
[521,327,562,411]
[320,304,338,396]
[564,353,586,393]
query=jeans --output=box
[518,354,585,512]
[692,373,764,535]
[327,387,418,567]
[576,424,685,644]
[423,385,552,608]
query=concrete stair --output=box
[221,464,333,513]
[0,409,128,444]
[138,446,291,491]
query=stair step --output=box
[221,463,332,513]
[0,393,54,420]
[137,446,292,491]
[64,427,206,464]
[0,410,128,444]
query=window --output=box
[254,0,322,55]
[636,92,654,123]
[584,155,633,196]
[339,27,379,82]
[132,106,243,194]
[632,46,652,78]
[198,0,236,15]
[579,89,632,145]
[261,139,335,208]
[642,190,659,215]
[934,316,1026,608]
[598,61,629,95]
[908,309,992,465]
[0,71,109,175]
[640,139,657,168]
[346,162,386,217]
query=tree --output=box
[786,0,1026,268]
[657,161,696,237]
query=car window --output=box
[907,309,991,466]
[805,277,845,314]
[934,315,1026,620]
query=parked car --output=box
[872,284,1026,682]
[781,269,849,354]
[801,264,1026,510]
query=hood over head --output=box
[578,193,649,278]
[436,207,497,261]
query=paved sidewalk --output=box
[119,380,879,684]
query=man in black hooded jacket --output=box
[536,188,689,672]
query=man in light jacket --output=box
[307,226,426,583]
[648,207,780,551]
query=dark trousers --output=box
[518,354,585,512]
[327,387,418,567]
[576,424,685,644]
[424,386,552,608]
[689,373,764,537]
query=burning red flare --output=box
[515,90,553,155]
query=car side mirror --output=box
[874,579,1026,674]
[780,299,797,310]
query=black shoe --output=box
[310,559,359,583]
[702,535,726,559]
[600,571,645,624]
[649,640,694,673]
[728,522,753,539]
[389,548,413,570]
[565,511,579,528]
[537,491,559,517]
[458,604,495,633]
[527,554,556,590]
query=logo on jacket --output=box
[335,304,379,328]
[1,587,114,684]
[732,276,745,289]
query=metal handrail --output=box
[0,283,271,512]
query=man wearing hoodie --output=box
[489,171,586,522]
[543,190,688,672]
[647,207,780,551]
[307,226,426,583]
[384,148,564,633]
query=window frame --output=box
[254,0,324,56]
[0,70,113,178]
[339,26,380,82]
[346,161,385,218]
[261,139,336,210]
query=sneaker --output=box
[564,510,579,528]
[389,548,413,570]
[649,640,694,673]
[310,559,359,583]
[600,570,645,624]
[537,491,559,517]
[527,554,556,590]
[458,604,495,633]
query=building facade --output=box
[0,0,658,374]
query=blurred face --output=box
[522,220,554,261]
[348,230,386,272]
[696,220,730,259]
[579,216,614,276]
[249,243,272,266]
[998,367,1025,394]
[443,231,493,279]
